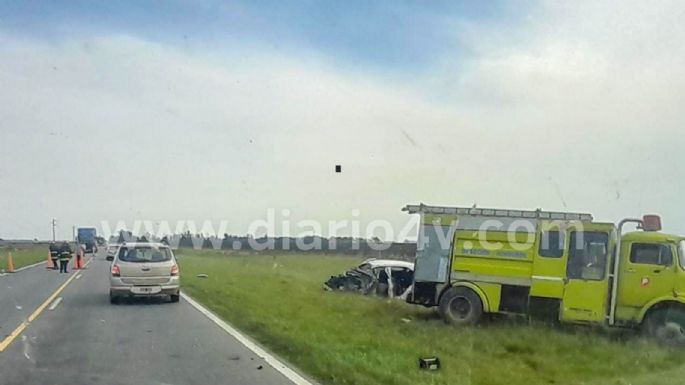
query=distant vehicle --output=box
[77,227,98,254]
[105,244,120,260]
[108,242,180,304]
[324,258,414,299]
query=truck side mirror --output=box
[642,215,662,232]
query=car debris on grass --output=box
[323,258,414,299]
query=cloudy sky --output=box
[1,1,684,240]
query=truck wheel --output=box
[643,306,685,346]
[439,286,483,326]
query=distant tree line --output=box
[110,230,416,259]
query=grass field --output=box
[178,250,685,385]
[0,244,48,271]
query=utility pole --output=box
[51,218,57,241]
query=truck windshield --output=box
[680,241,685,270]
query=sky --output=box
[1,1,684,240]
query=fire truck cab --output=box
[405,204,685,343]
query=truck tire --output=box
[642,306,685,346]
[439,286,483,326]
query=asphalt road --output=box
[0,250,306,385]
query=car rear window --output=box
[118,246,172,263]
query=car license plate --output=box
[131,286,161,294]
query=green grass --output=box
[178,250,685,385]
[0,245,48,270]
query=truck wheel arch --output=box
[440,282,491,313]
[639,298,685,324]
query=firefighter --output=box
[58,241,73,273]
[49,242,59,270]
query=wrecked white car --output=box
[324,259,414,299]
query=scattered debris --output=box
[196,274,208,278]
[419,357,440,371]
[256,365,263,370]
[401,318,412,323]
[228,355,241,361]
[324,258,414,299]
[15,305,22,310]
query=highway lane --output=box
[0,259,73,346]
[0,250,306,385]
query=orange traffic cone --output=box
[7,252,15,273]
[75,250,83,270]
[46,251,55,269]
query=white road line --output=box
[181,292,316,385]
[15,260,48,272]
[48,297,63,311]
[1,255,95,277]
[76,274,82,280]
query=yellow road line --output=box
[0,322,28,351]
[0,258,92,352]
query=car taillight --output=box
[111,265,120,277]
[171,264,179,276]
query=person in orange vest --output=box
[58,242,73,273]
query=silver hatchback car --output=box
[107,242,180,303]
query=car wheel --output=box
[170,294,180,303]
[643,306,685,346]
[439,286,483,326]
[109,291,119,305]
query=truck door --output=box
[617,241,675,312]
[414,214,457,282]
[560,224,614,323]
[531,221,567,300]
[410,214,457,305]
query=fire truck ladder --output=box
[402,203,594,222]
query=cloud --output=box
[1,0,685,239]
[0,33,468,238]
[422,0,685,229]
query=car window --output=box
[118,247,172,263]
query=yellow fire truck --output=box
[404,204,685,342]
